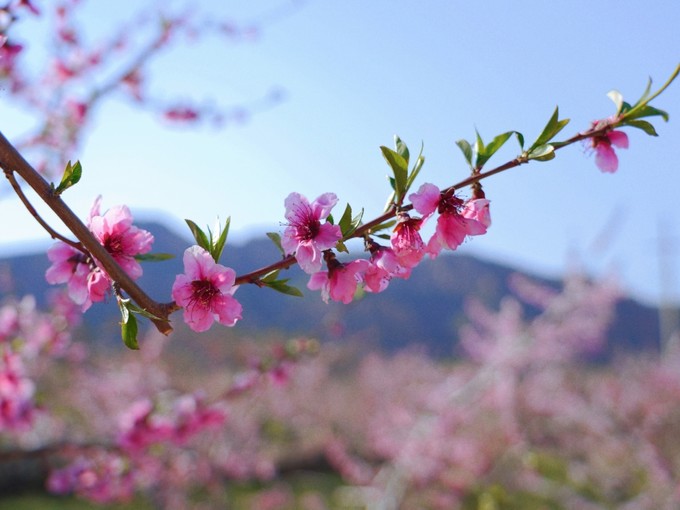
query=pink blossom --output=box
[88,196,154,280]
[363,245,411,293]
[281,192,342,274]
[308,259,370,304]
[164,106,200,123]
[172,246,242,332]
[390,213,425,268]
[47,453,134,504]
[591,129,629,173]
[0,349,35,431]
[45,242,99,310]
[171,394,226,445]
[409,183,488,258]
[117,399,172,453]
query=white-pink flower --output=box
[281,192,342,274]
[171,246,242,332]
[308,259,370,304]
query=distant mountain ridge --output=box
[0,221,661,356]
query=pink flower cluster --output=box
[117,394,226,454]
[45,197,153,310]
[282,188,490,304]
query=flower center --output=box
[438,194,463,215]
[190,279,220,307]
[104,234,124,255]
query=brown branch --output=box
[232,124,611,285]
[0,131,174,335]
[3,169,86,252]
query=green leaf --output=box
[514,131,525,150]
[121,313,139,350]
[404,143,425,192]
[126,302,165,321]
[335,239,349,253]
[185,219,211,252]
[455,139,473,167]
[380,146,408,203]
[528,144,555,161]
[624,104,669,122]
[211,216,230,262]
[267,232,284,254]
[134,253,174,262]
[476,131,515,168]
[530,107,570,150]
[368,219,396,234]
[338,203,353,237]
[623,119,659,136]
[394,135,410,165]
[264,279,304,297]
[54,160,83,195]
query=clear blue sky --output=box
[1,0,679,305]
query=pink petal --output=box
[409,183,440,217]
[595,145,619,173]
[213,294,242,327]
[608,130,629,149]
[310,193,338,220]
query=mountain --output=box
[0,221,662,357]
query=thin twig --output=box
[3,169,86,252]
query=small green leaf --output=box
[126,302,165,321]
[514,131,525,150]
[404,143,425,192]
[369,219,396,234]
[381,146,408,203]
[394,135,410,165]
[530,107,570,150]
[338,203,353,236]
[264,279,304,297]
[624,119,658,136]
[134,253,174,262]
[335,239,349,253]
[267,232,284,254]
[211,216,230,262]
[528,144,555,161]
[261,269,281,283]
[455,139,473,167]
[624,104,669,122]
[121,313,139,350]
[476,131,515,168]
[54,160,83,195]
[185,219,211,252]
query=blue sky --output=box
[1,0,679,305]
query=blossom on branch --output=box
[281,192,342,274]
[390,212,426,268]
[591,128,629,173]
[409,183,489,258]
[308,258,370,304]
[88,196,153,280]
[172,246,242,332]
[363,244,411,294]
